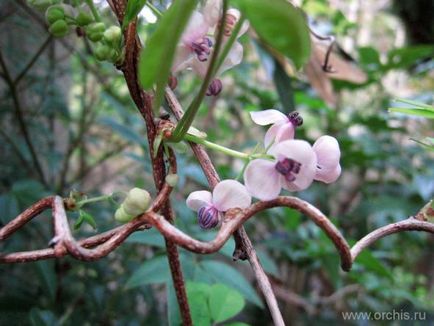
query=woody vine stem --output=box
[1,1,434,326]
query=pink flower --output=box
[186,179,251,229]
[172,1,248,94]
[244,140,317,200]
[250,110,303,147]
[313,135,341,183]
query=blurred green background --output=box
[0,0,433,324]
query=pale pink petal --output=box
[244,159,281,201]
[315,164,341,184]
[270,140,317,191]
[218,42,243,74]
[238,20,250,37]
[186,190,212,211]
[182,11,209,45]
[313,135,341,170]
[250,110,288,126]
[190,57,210,78]
[212,180,251,211]
[172,45,193,73]
[203,0,222,27]
[264,122,295,147]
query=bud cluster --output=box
[29,0,123,64]
[115,188,152,223]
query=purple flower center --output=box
[191,37,213,62]
[288,111,303,127]
[198,205,219,229]
[206,78,223,96]
[275,158,302,182]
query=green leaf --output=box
[393,98,434,110]
[125,228,165,247]
[200,260,263,308]
[35,261,57,302]
[233,0,310,69]
[122,0,148,29]
[125,255,171,288]
[186,282,212,326]
[138,0,196,107]
[388,107,434,119]
[355,250,393,279]
[410,137,434,152]
[209,284,245,323]
[75,210,97,230]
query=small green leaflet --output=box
[74,210,97,230]
[138,0,196,109]
[389,98,434,119]
[232,0,311,69]
[122,0,148,29]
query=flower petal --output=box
[313,135,341,170]
[244,159,281,201]
[218,41,243,74]
[190,57,210,78]
[172,45,193,73]
[264,122,295,147]
[270,140,317,191]
[186,190,212,211]
[203,0,222,27]
[250,110,288,126]
[182,11,209,45]
[315,164,341,183]
[212,180,251,211]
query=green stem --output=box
[184,134,249,159]
[170,0,229,142]
[85,0,101,22]
[214,15,245,75]
[76,194,113,207]
[184,134,274,161]
[147,2,163,18]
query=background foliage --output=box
[0,0,433,324]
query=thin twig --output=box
[0,49,48,187]
[14,36,52,84]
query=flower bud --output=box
[123,188,151,216]
[45,5,64,24]
[76,10,93,26]
[115,204,134,223]
[28,0,53,11]
[94,43,110,61]
[49,19,69,37]
[87,22,105,34]
[103,26,122,45]
[206,78,223,96]
[86,22,105,42]
[165,174,179,187]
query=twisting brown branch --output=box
[351,217,434,262]
[165,88,285,325]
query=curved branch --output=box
[351,218,434,262]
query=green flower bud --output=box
[49,19,69,37]
[108,49,119,63]
[123,188,151,216]
[87,32,103,42]
[28,0,53,11]
[76,10,93,26]
[94,44,110,61]
[114,204,134,223]
[45,5,65,24]
[103,26,122,45]
[87,22,105,34]
[165,174,179,187]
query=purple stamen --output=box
[191,37,213,62]
[206,78,223,96]
[288,111,303,127]
[275,158,302,182]
[198,205,219,229]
